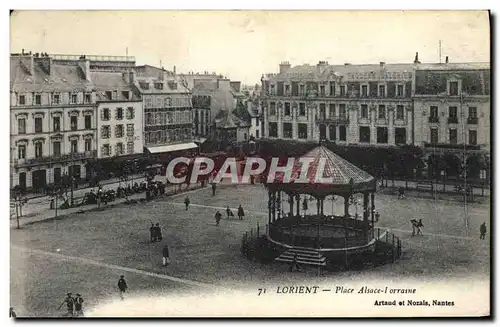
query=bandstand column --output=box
[268,191,272,224]
[277,191,282,220]
[272,191,277,222]
[289,194,294,216]
[320,198,324,216]
[316,197,321,216]
[363,192,369,240]
[371,192,375,227]
[344,196,349,217]
[296,195,300,217]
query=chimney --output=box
[279,61,291,74]
[379,61,386,67]
[445,56,449,64]
[230,81,241,92]
[18,53,34,76]
[317,61,328,66]
[173,65,176,74]
[414,52,420,64]
[35,55,53,75]
[78,58,91,81]
[344,63,351,66]
[123,70,136,84]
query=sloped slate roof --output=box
[214,109,250,129]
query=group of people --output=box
[58,293,84,317]
[145,181,166,200]
[213,205,246,226]
[410,219,424,236]
[149,223,163,242]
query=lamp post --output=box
[441,170,445,192]
[480,169,486,197]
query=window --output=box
[71,140,78,153]
[53,117,61,132]
[154,83,164,90]
[244,133,248,141]
[299,103,306,116]
[102,144,110,156]
[116,143,124,155]
[106,91,113,100]
[397,84,404,97]
[339,85,346,96]
[126,107,135,119]
[430,106,438,118]
[35,142,43,158]
[468,107,477,119]
[339,104,346,118]
[329,82,335,96]
[395,128,407,144]
[359,126,371,143]
[115,124,124,138]
[35,94,41,105]
[284,102,291,116]
[18,118,26,134]
[319,85,325,96]
[361,85,368,97]
[127,142,134,154]
[84,115,91,129]
[449,106,458,118]
[85,94,91,103]
[69,116,77,131]
[85,138,92,152]
[449,81,459,96]
[469,130,477,145]
[329,125,336,140]
[339,126,346,141]
[127,123,134,136]
[285,85,290,95]
[269,102,276,115]
[283,123,293,138]
[449,129,458,144]
[101,126,111,139]
[53,94,60,104]
[140,82,149,90]
[71,94,77,104]
[395,105,404,120]
[378,105,386,119]
[378,85,386,97]
[319,103,326,119]
[53,141,61,156]
[256,130,259,138]
[35,117,43,133]
[102,108,110,121]
[361,104,368,118]
[430,128,439,144]
[269,122,278,137]
[377,127,388,143]
[299,85,305,95]
[122,91,130,100]
[329,104,335,117]
[19,95,25,105]
[18,145,26,159]
[298,123,308,139]
[116,108,123,120]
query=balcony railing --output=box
[467,117,478,125]
[428,116,439,123]
[13,150,97,167]
[448,117,459,124]
[316,115,349,124]
[423,143,480,151]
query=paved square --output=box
[10,184,490,316]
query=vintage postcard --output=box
[8,10,491,318]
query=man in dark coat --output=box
[215,211,222,226]
[162,244,170,267]
[118,275,128,300]
[184,197,190,210]
[480,222,487,240]
[59,293,74,316]
[155,223,163,241]
[74,294,84,317]
[9,307,16,318]
[150,223,156,242]
[211,182,217,196]
[226,206,233,218]
[237,205,245,220]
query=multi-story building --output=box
[92,70,143,177]
[134,65,195,160]
[10,53,97,191]
[261,61,414,147]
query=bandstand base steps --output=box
[275,248,327,267]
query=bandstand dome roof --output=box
[266,146,376,197]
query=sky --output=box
[10,10,490,85]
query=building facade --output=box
[261,61,414,147]
[134,65,196,158]
[10,53,97,191]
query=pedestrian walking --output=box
[410,219,417,236]
[215,210,222,226]
[155,223,163,241]
[162,244,170,267]
[74,293,84,317]
[58,293,74,317]
[398,187,406,199]
[226,206,233,218]
[211,182,217,196]
[149,223,156,242]
[184,197,190,210]
[416,219,424,235]
[480,222,487,240]
[237,205,245,220]
[118,275,128,300]
[302,198,308,212]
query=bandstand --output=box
[264,146,381,265]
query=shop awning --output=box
[146,142,198,154]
